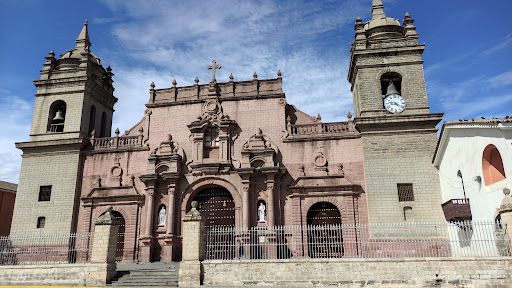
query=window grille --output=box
[397,183,414,202]
[37,217,45,228]
[38,186,52,201]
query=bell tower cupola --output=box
[30,20,117,142]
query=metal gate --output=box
[306,202,343,258]
[111,211,125,262]
[193,187,235,259]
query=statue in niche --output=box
[158,206,166,226]
[258,202,266,223]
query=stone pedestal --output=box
[161,235,176,262]
[179,201,205,287]
[496,188,512,245]
[87,206,119,285]
[139,236,154,262]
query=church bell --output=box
[53,110,65,121]
[385,80,400,96]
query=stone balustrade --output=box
[285,121,357,141]
[91,128,144,151]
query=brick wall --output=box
[0,263,111,286]
[202,257,512,287]
[11,152,81,235]
[361,131,445,223]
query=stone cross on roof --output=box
[207,60,221,82]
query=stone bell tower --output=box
[348,0,444,223]
[11,21,117,235]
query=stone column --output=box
[496,188,512,247]
[162,183,177,262]
[145,187,156,236]
[179,201,205,287]
[166,183,176,234]
[86,206,119,286]
[266,175,276,228]
[242,180,250,229]
[139,176,157,262]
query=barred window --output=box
[38,186,52,201]
[204,127,219,148]
[397,183,414,202]
[37,217,46,228]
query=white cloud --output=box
[100,0,366,133]
[488,70,512,88]
[481,33,512,56]
[0,94,32,183]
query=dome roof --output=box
[55,20,102,69]
[363,0,404,38]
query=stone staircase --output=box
[108,262,179,287]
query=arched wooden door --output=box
[111,211,125,262]
[306,202,343,258]
[192,187,235,259]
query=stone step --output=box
[108,262,179,287]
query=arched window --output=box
[88,105,96,135]
[380,72,402,97]
[100,112,107,137]
[47,100,66,132]
[482,144,506,185]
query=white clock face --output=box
[384,94,406,113]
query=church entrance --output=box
[111,211,125,262]
[306,202,343,258]
[192,187,235,259]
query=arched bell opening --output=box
[380,72,402,97]
[47,100,66,132]
[88,105,96,135]
[306,202,343,258]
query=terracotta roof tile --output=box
[0,180,17,193]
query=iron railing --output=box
[0,233,93,265]
[204,221,511,260]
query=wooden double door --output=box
[306,202,343,258]
[193,187,235,259]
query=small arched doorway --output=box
[191,186,235,259]
[111,211,125,262]
[306,202,343,258]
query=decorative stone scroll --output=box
[241,128,278,168]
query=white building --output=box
[433,118,512,256]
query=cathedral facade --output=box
[11,0,445,262]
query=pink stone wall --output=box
[77,79,367,262]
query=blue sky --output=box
[0,0,511,183]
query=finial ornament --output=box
[371,0,386,19]
[277,69,282,77]
[76,19,91,49]
[347,111,352,120]
[150,81,155,89]
[229,73,234,81]
[253,72,258,79]
[115,128,120,136]
[194,76,199,84]
[207,60,221,82]
[172,79,177,87]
